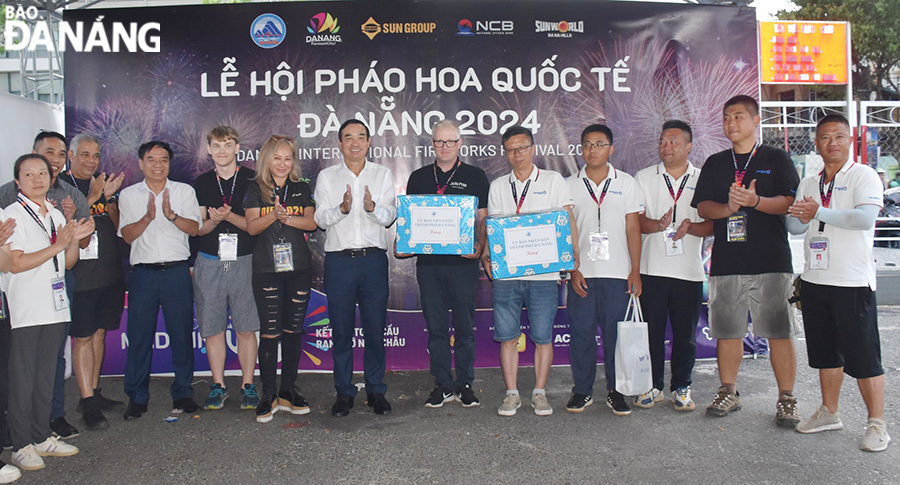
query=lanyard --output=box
[216,166,240,206]
[732,141,759,185]
[433,160,459,195]
[510,168,538,214]
[583,178,612,207]
[663,172,690,224]
[17,194,59,273]
[817,164,851,231]
[274,181,290,208]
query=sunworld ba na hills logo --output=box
[251,13,286,49]
[307,12,342,46]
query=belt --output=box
[134,260,187,270]
[337,247,384,258]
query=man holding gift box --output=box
[403,119,490,409]
[565,124,644,417]
[482,125,576,417]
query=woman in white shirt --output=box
[5,154,93,474]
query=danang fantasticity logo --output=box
[251,13,286,49]
[535,19,584,38]
[307,12,341,46]
[4,5,160,52]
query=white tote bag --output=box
[614,295,653,396]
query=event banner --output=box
[62,0,759,375]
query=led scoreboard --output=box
[759,21,849,84]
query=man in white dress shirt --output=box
[117,141,201,419]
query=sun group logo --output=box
[306,12,341,46]
[534,19,584,38]
[362,16,437,40]
[251,13,286,49]
[457,19,474,36]
[4,5,160,52]
[457,19,514,36]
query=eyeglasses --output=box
[432,139,460,148]
[582,142,611,150]
[506,144,533,155]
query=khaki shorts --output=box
[708,273,794,340]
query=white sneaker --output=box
[633,388,664,409]
[795,405,843,434]
[34,436,79,457]
[0,464,21,484]
[531,393,553,416]
[497,393,521,416]
[10,445,44,471]
[860,418,891,452]
[671,386,696,412]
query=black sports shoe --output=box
[606,391,631,416]
[331,394,354,417]
[277,390,311,415]
[256,393,278,423]
[173,398,200,414]
[50,417,79,439]
[76,388,125,413]
[367,393,392,415]
[456,384,481,408]
[566,393,593,413]
[123,401,148,421]
[81,396,110,431]
[424,386,456,408]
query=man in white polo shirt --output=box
[483,125,576,417]
[118,141,202,419]
[565,124,644,417]
[634,120,712,412]
[787,114,889,452]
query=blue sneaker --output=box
[204,384,228,410]
[241,383,261,410]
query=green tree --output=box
[778,0,900,99]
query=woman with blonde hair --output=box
[245,135,317,423]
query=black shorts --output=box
[800,280,883,379]
[69,283,126,338]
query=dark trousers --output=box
[566,278,629,396]
[124,265,195,405]
[324,251,388,397]
[9,323,66,450]
[641,275,702,392]
[417,261,479,390]
[0,298,9,447]
[50,272,75,420]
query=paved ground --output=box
[5,306,900,484]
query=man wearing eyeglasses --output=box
[634,120,712,413]
[565,124,644,417]
[401,120,490,409]
[483,125,576,417]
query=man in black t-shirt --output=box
[192,126,260,412]
[691,95,801,426]
[399,119,489,409]
[62,133,126,431]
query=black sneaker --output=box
[367,393,392,415]
[81,397,109,431]
[331,394,354,417]
[123,401,148,420]
[456,384,481,408]
[50,417,80,439]
[256,393,278,423]
[277,390,310,415]
[95,388,125,411]
[173,398,200,414]
[606,391,631,416]
[424,386,456,408]
[566,393,593,413]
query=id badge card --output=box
[727,211,748,243]
[808,236,829,270]
[0,292,6,320]
[51,276,69,311]
[273,243,294,272]
[79,231,99,260]
[664,228,684,256]
[588,231,610,261]
[218,233,238,261]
